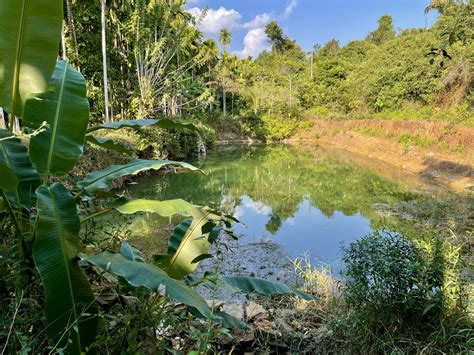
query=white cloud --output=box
[238,27,270,58]
[283,0,298,19]
[188,6,241,34]
[242,13,272,29]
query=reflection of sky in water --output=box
[231,195,372,275]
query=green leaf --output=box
[120,241,144,262]
[109,198,197,217]
[0,0,63,117]
[155,209,220,280]
[80,252,212,319]
[33,183,98,353]
[0,164,19,192]
[86,136,134,156]
[0,130,40,207]
[77,159,201,192]
[87,118,200,134]
[222,276,316,301]
[167,218,193,255]
[23,60,89,177]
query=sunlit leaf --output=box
[77,159,202,192]
[0,0,62,117]
[222,276,316,301]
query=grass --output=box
[356,126,384,137]
[398,132,434,151]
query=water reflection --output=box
[128,144,420,274]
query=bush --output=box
[260,114,298,141]
[342,231,443,325]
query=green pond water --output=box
[125,144,433,274]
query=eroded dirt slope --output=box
[289,119,474,192]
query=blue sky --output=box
[186,0,438,57]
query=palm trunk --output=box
[65,0,79,62]
[101,0,110,123]
[223,88,226,116]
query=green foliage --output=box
[24,60,90,177]
[33,183,98,352]
[259,114,298,141]
[342,232,441,323]
[0,0,62,118]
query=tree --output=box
[264,21,301,53]
[368,15,396,45]
[218,28,232,116]
[219,28,231,53]
[101,0,110,123]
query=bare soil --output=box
[288,119,474,192]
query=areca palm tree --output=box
[219,28,231,53]
[218,28,231,116]
[101,0,110,123]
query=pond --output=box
[125,144,434,276]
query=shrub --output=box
[342,231,443,325]
[260,114,298,141]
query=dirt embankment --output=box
[288,119,474,192]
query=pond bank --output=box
[287,118,474,193]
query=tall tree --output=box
[368,15,396,45]
[219,28,231,53]
[219,28,231,116]
[101,0,110,123]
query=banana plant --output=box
[0,2,315,353]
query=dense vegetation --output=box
[57,0,473,144]
[0,0,472,353]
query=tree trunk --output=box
[61,22,67,60]
[310,55,314,79]
[223,88,226,116]
[0,108,5,129]
[65,0,79,61]
[101,0,110,124]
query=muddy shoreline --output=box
[287,119,474,193]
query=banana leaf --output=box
[154,209,220,280]
[222,276,316,301]
[77,159,201,192]
[109,197,197,217]
[23,60,89,177]
[33,183,98,353]
[80,252,212,319]
[0,0,62,117]
[86,136,134,156]
[0,130,40,207]
[87,118,200,134]
[0,164,19,191]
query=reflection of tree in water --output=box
[266,213,283,235]
[129,145,416,235]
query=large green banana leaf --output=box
[77,159,201,192]
[0,0,62,117]
[155,209,220,280]
[120,241,145,262]
[23,60,89,177]
[33,183,98,353]
[0,130,40,207]
[86,136,134,156]
[222,276,316,301]
[80,252,212,319]
[0,164,19,191]
[109,197,197,217]
[87,118,200,134]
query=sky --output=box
[186,0,439,58]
